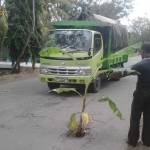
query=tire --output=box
[120,63,124,67]
[89,76,101,93]
[47,82,60,90]
[76,85,85,94]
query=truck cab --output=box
[40,29,104,92]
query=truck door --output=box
[93,33,103,71]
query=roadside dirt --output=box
[0,68,39,84]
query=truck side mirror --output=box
[88,51,91,56]
[88,48,93,56]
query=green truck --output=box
[39,15,130,93]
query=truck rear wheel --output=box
[89,76,101,93]
[47,83,60,90]
[120,62,124,67]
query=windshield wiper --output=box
[68,49,92,57]
[67,49,86,53]
[57,47,77,60]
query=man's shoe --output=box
[127,140,137,147]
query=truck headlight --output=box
[40,68,48,74]
[40,65,48,74]
[77,67,92,75]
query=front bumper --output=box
[40,74,92,85]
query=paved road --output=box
[0,56,148,150]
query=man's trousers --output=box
[128,89,150,146]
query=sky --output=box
[121,0,150,25]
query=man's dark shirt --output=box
[132,58,150,89]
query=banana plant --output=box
[51,80,123,137]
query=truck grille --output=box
[47,67,78,75]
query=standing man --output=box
[128,42,150,147]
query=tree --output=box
[131,17,150,43]
[91,0,133,19]
[42,0,71,22]
[0,3,7,54]
[68,0,91,20]
[5,0,43,72]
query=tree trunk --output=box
[0,33,5,57]
[32,53,35,70]
[12,34,31,73]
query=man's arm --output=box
[131,61,143,73]
[108,68,140,80]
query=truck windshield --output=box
[46,30,92,51]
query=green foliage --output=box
[5,0,43,68]
[0,7,7,50]
[43,0,71,22]
[99,97,123,120]
[68,0,91,20]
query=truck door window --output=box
[94,34,102,54]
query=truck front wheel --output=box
[47,83,60,90]
[89,76,101,93]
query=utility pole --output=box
[32,0,35,32]
[32,0,36,70]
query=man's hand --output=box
[123,69,141,76]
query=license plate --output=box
[55,77,67,82]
